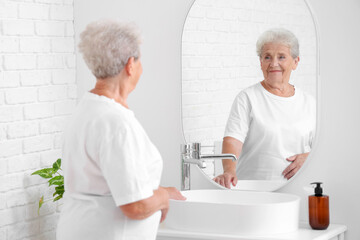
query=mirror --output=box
[182,0,318,191]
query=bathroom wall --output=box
[75,1,360,239]
[0,0,75,239]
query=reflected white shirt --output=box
[57,92,163,240]
[224,82,316,180]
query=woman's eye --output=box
[264,56,271,60]
[279,56,285,59]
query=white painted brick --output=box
[182,70,198,81]
[40,214,58,232]
[6,190,30,208]
[0,206,26,227]
[0,194,6,209]
[5,87,38,104]
[51,37,74,52]
[0,38,19,53]
[26,229,57,240]
[4,55,36,70]
[40,116,66,134]
[40,150,62,167]
[2,20,35,36]
[0,158,7,176]
[23,135,53,153]
[7,220,40,239]
[19,3,50,20]
[24,103,54,120]
[23,172,45,188]
[50,5,73,20]
[36,21,65,36]
[0,228,5,240]
[67,84,77,99]
[53,132,63,149]
[7,154,40,174]
[37,54,64,69]
[0,173,24,192]
[52,69,75,84]
[20,38,51,53]
[20,70,51,86]
[35,0,62,4]
[0,1,18,18]
[7,121,39,139]
[198,20,214,31]
[188,58,206,68]
[0,71,20,88]
[65,21,75,36]
[0,140,22,158]
[38,85,68,101]
[65,54,76,68]
[0,124,6,141]
[54,100,76,116]
[206,8,222,19]
[0,106,23,123]
[188,6,206,18]
[63,0,74,4]
[0,92,4,106]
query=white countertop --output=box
[157,222,347,240]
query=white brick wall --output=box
[182,0,318,177]
[0,0,75,239]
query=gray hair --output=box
[256,28,299,58]
[78,19,142,79]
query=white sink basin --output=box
[164,190,300,236]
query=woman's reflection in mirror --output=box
[213,28,316,189]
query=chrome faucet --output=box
[181,142,237,190]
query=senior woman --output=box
[214,28,316,189]
[56,20,185,240]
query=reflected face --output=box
[260,43,299,84]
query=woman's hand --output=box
[163,187,186,200]
[213,171,238,189]
[160,187,186,223]
[282,152,310,180]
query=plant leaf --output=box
[31,168,54,179]
[53,195,62,202]
[48,176,64,186]
[55,185,64,191]
[52,159,61,172]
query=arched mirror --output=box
[182,0,318,191]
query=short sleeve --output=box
[224,92,251,143]
[98,124,154,207]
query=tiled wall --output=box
[182,0,317,177]
[0,0,76,239]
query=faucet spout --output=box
[200,153,237,162]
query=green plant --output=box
[31,158,64,213]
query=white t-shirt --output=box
[56,92,163,240]
[224,82,316,180]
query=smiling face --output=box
[260,43,299,85]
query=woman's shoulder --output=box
[234,82,261,100]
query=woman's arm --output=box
[119,186,185,222]
[213,137,243,188]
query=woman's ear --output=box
[125,57,135,76]
[293,56,300,70]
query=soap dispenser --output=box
[309,182,329,230]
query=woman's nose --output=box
[270,59,279,67]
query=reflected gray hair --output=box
[256,28,299,58]
[78,19,142,78]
